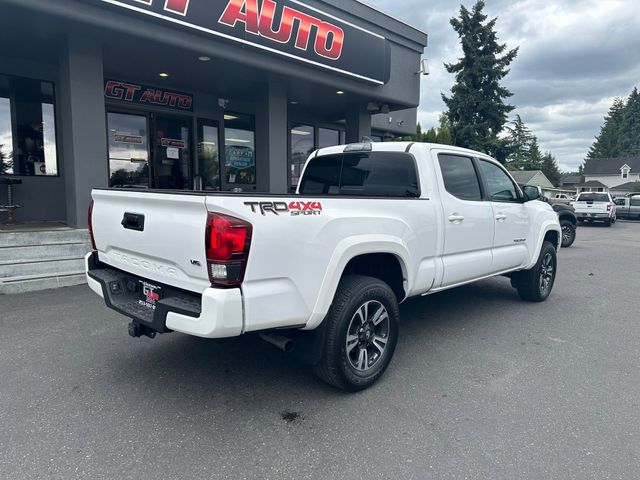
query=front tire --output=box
[313,275,400,392]
[513,241,557,302]
[560,220,576,248]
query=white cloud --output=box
[366,0,640,171]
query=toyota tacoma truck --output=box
[87,142,561,391]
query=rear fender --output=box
[303,235,411,330]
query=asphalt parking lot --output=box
[2,221,639,480]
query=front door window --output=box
[107,111,192,189]
[152,115,191,189]
[108,112,149,188]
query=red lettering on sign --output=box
[219,0,260,34]
[259,0,293,43]
[134,0,190,16]
[219,0,344,60]
[104,81,142,101]
[164,0,189,15]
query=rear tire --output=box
[604,219,611,227]
[313,275,400,392]
[560,220,576,248]
[513,241,557,302]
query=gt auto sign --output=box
[92,0,389,84]
[218,0,344,61]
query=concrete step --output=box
[0,257,86,278]
[0,271,87,295]
[0,242,91,262]
[0,229,90,247]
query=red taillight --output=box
[88,199,97,251]
[607,203,613,212]
[205,213,252,287]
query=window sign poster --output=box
[225,145,256,184]
[166,147,180,160]
[225,146,255,170]
[114,133,144,144]
[160,138,186,148]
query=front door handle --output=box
[496,214,507,222]
[448,214,465,224]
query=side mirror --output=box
[522,185,542,202]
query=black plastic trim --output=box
[87,252,202,332]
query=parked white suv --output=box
[86,142,561,390]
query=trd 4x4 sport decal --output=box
[245,201,323,216]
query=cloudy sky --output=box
[365,0,640,172]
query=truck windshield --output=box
[299,152,420,197]
[577,193,609,202]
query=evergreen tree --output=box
[586,97,625,159]
[541,152,561,186]
[619,87,640,155]
[524,136,543,171]
[505,115,534,169]
[0,146,12,175]
[425,127,438,143]
[436,126,453,145]
[442,1,518,163]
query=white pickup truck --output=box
[87,142,561,391]
[572,192,616,226]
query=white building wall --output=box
[583,173,640,188]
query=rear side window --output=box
[631,198,640,206]
[297,155,341,194]
[438,154,482,201]
[299,152,420,197]
[577,193,609,202]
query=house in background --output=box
[560,175,583,191]
[577,157,640,195]
[510,170,569,198]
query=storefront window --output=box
[0,95,13,175]
[107,112,149,188]
[198,120,220,191]
[0,74,59,176]
[319,128,340,149]
[290,124,315,187]
[224,113,256,185]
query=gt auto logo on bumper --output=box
[245,201,323,216]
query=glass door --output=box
[107,112,150,188]
[197,119,221,191]
[152,114,192,190]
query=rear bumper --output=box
[576,212,611,219]
[85,252,243,339]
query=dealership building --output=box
[0,0,428,228]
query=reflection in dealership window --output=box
[318,128,339,149]
[0,74,59,176]
[224,113,256,185]
[107,112,149,188]
[198,121,220,190]
[290,124,315,187]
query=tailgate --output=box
[91,190,210,293]
[574,201,608,214]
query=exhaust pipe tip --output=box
[259,332,295,353]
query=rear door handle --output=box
[495,214,507,222]
[448,214,465,224]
